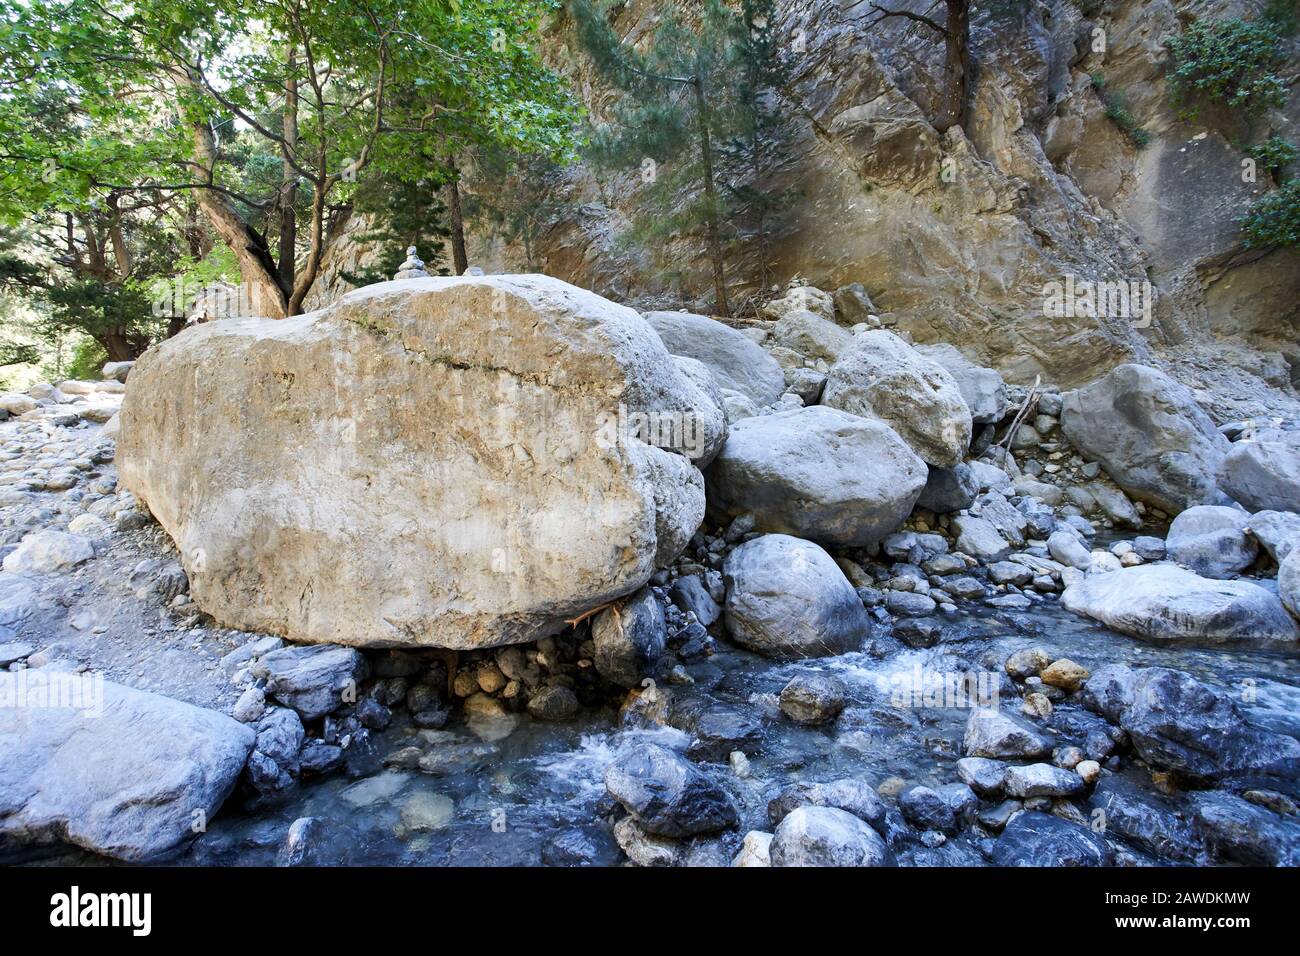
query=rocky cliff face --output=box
[308,0,1300,417]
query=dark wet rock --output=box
[251,644,368,722]
[769,805,893,866]
[298,741,344,775]
[541,826,624,867]
[669,574,720,627]
[904,780,979,834]
[603,743,738,837]
[592,587,666,689]
[254,707,305,771]
[992,811,1112,866]
[892,618,942,648]
[722,534,869,659]
[963,709,1054,759]
[778,673,847,725]
[978,800,1022,831]
[356,697,391,731]
[1003,763,1085,798]
[526,685,581,721]
[279,816,328,866]
[767,779,887,831]
[957,756,1008,796]
[1088,776,1201,862]
[1084,665,1300,783]
[916,463,979,513]
[1190,791,1300,866]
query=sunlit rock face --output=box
[120,275,718,649]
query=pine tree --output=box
[569,0,767,317]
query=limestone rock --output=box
[1218,432,1300,514]
[769,806,891,867]
[823,331,972,467]
[771,309,855,362]
[705,406,926,548]
[1061,564,1295,647]
[1059,364,1229,513]
[915,343,1008,424]
[1165,505,1257,578]
[120,276,714,649]
[722,534,869,659]
[644,310,785,406]
[0,677,253,861]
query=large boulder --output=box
[1059,364,1229,513]
[722,534,870,659]
[1218,430,1300,514]
[1060,564,1296,647]
[643,309,785,406]
[771,309,854,363]
[705,406,926,548]
[915,463,979,513]
[1081,665,1300,783]
[1245,510,1300,563]
[914,343,1008,424]
[249,644,367,722]
[120,276,716,650]
[991,812,1112,867]
[1278,546,1300,619]
[0,676,254,861]
[822,330,972,467]
[1165,505,1257,578]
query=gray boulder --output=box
[1059,364,1228,513]
[951,515,1012,561]
[1048,529,1091,570]
[1245,510,1300,563]
[771,309,855,362]
[1165,505,1257,578]
[1061,564,1296,646]
[916,463,979,513]
[669,574,720,627]
[1218,431,1300,513]
[644,310,785,406]
[1191,791,1300,866]
[0,676,254,861]
[592,586,666,688]
[2,530,94,574]
[1280,546,1300,619]
[770,806,892,866]
[778,673,848,725]
[1088,776,1202,862]
[992,812,1112,866]
[832,283,876,325]
[915,343,1008,425]
[251,644,368,722]
[1003,763,1085,798]
[767,779,887,830]
[603,743,737,837]
[706,406,926,548]
[1082,664,1300,782]
[722,534,870,659]
[823,330,972,467]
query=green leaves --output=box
[1165,17,1287,120]
[1241,179,1300,249]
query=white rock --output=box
[120,276,716,649]
[2,530,95,574]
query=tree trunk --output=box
[99,330,146,362]
[181,74,289,318]
[278,49,299,290]
[936,0,970,134]
[446,161,468,275]
[692,78,730,318]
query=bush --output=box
[1247,136,1296,181]
[1166,18,1287,119]
[1241,179,1300,248]
[1092,78,1151,149]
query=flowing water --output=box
[50,599,1285,867]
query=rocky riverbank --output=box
[1,274,1298,866]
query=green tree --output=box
[1,0,579,317]
[568,0,759,316]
